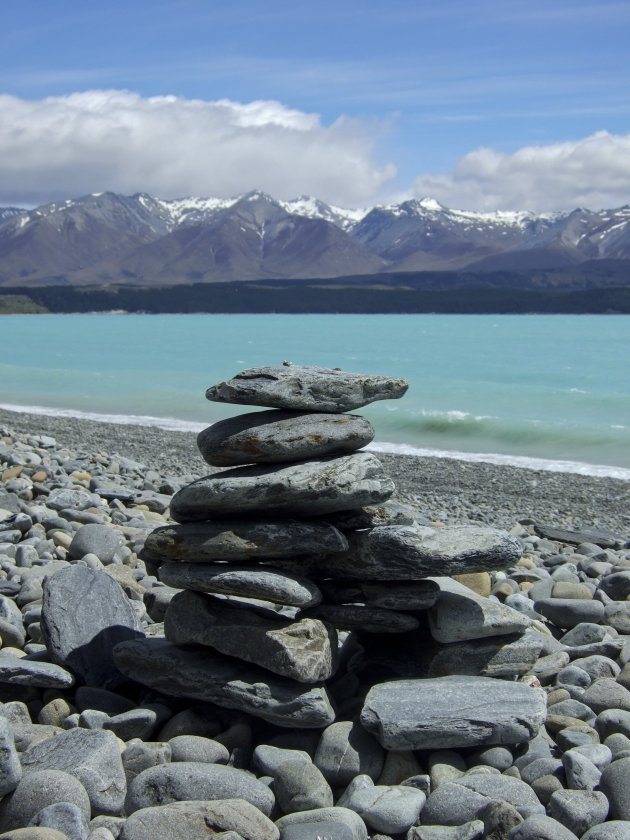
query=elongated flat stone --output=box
[319,579,439,611]
[0,656,75,689]
[268,524,522,581]
[206,365,409,412]
[429,631,544,678]
[164,590,337,683]
[113,637,336,728]
[360,676,547,750]
[143,519,347,562]
[170,453,394,521]
[159,562,321,607]
[302,603,420,634]
[198,409,375,466]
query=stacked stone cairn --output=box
[111,366,550,830]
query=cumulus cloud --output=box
[0,90,396,207]
[412,131,630,213]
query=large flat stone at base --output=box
[113,637,335,728]
[360,676,547,750]
[170,453,394,520]
[144,519,347,562]
[205,365,409,412]
[198,409,374,465]
[164,590,337,682]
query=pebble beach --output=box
[1,384,630,840]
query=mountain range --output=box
[1,190,629,287]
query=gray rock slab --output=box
[120,798,279,840]
[337,774,425,834]
[144,519,347,563]
[288,524,523,581]
[169,453,394,520]
[205,365,409,412]
[314,720,384,787]
[164,590,337,683]
[0,769,91,833]
[360,676,547,750]
[534,598,605,629]
[534,525,622,548]
[40,565,142,689]
[508,815,579,840]
[301,603,419,633]
[125,763,275,816]
[20,729,126,816]
[428,577,531,643]
[429,631,543,678]
[318,579,439,610]
[274,807,368,840]
[599,571,630,600]
[198,410,374,466]
[317,500,420,530]
[159,561,321,608]
[0,657,74,689]
[113,637,335,728]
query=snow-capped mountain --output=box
[0,190,629,286]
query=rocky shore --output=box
[0,370,630,840]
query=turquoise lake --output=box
[1,313,629,478]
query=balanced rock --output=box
[197,409,375,465]
[113,637,336,727]
[318,578,439,610]
[144,519,347,563]
[164,590,337,682]
[170,453,394,520]
[205,365,409,412]
[360,675,547,749]
[159,562,322,607]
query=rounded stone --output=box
[274,758,333,814]
[68,524,126,564]
[168,735,229,764]
[0,769,91,832]
[547,789,609,837]
[598,756,630,819]
[314,720,384,786]
[507,814,579,840]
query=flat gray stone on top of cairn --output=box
[164,590,337,683]
[205,365,409,412]
[360,675,547,750]
[169,452,394,521]
[143,519,347,562]
[40,565,142,689]
[159,561,322,607]
[277,524,523,580]
[113,637,336,728]
[198,409,375,466]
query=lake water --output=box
[1,313,629,478]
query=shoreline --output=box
[1,406,628,535]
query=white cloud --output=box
[0,90,396,207]
[412,131,630,213]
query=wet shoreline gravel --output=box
[1,407,628,535]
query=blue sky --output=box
[1,0,629,210]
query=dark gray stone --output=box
[302,603,419,633]
[478,800,523,840]
[604,602,630,633]
[598,756,630,819]
[197,409,375,465]
[274,758,333,814]
[534,525,621,548]
[562,749,602,790]
[275,806,368,840]
[170,453,394,520]
[119,798,279,840]
[145,519,347,563]
[159,561,322,607]
[0,656,74,689]
[164,590,337,683]
[29,802,89,840]
[113,637,335,728]
[125,762,274,816]
[20,729,126,815]
[122,739,172,784]
[68,524,126,564]
[547,789,609,837]
[336,774,425,834]
[314,720,384,786]
[0,769,91,833]
[360,676,547,750]
[508,814,579,840]
[318,579,439,610]
[582,678,630,714]
[598,571,630,600]
[534,598,605,629]
[168,735,229,764]
[596,709,630,739]
[429,632,543,678]
[205,365,409,412]
[41,565,142,689]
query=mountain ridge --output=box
[1,190,629,286]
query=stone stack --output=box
[114,365,546,744]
